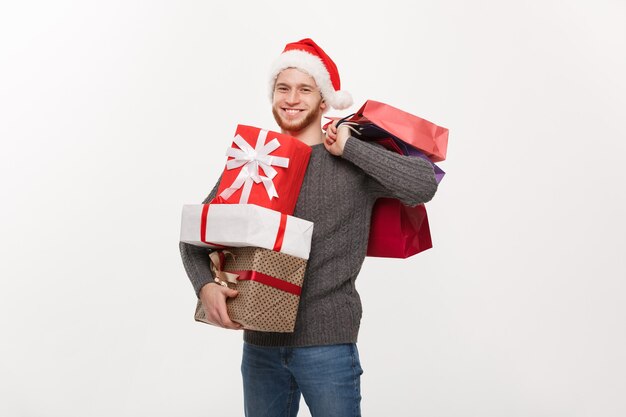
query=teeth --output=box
[285,109,301,114]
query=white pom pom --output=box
[330,90,353,110]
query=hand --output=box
[324,118,350,156]
[198,282,243,330]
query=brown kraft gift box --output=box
[195,247,307,333]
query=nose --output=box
[286,89,300,104]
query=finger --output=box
[216,307,239,329]
[216,302,242,330]
[204,307,222,327]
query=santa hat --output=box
[269,38,353,110]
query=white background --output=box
[1,1,625,416]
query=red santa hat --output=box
[269,38,353,110]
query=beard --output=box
[272,104,322,133]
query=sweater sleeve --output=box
[341,136,438,206]
[179,176,221,297]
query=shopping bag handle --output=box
[335,113,362,136]
[335,113,355,128]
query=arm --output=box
[179,178,221,297]
[325,123,438,206]
[179,175,242,330]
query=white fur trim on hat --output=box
[269,50,353,110]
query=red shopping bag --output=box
[367,199,432,258]
[341,100,448,162]
[330,99,446,258]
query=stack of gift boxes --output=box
[181,101,448,332]
[180,125,314,333]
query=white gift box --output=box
[180,204,314,260]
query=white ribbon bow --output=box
[219,129,290,203]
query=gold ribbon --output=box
[209,250,239,287]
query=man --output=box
[180,38,438,417]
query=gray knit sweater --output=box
[180,136,438,347]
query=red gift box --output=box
[216,125,312,215]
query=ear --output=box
[320,98,327,113]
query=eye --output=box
[300,88,312,94]
[276,86,289,93]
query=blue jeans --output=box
[241,342,363,417]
